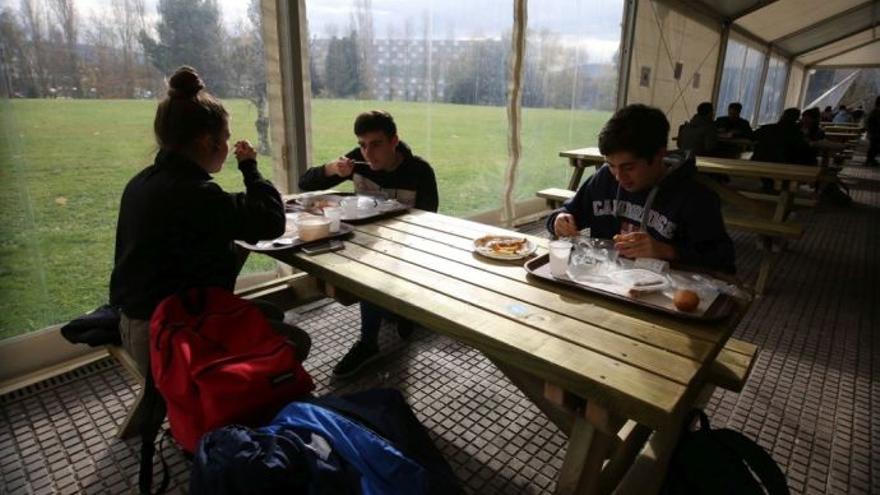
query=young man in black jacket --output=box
[300,111,439,377]
[547,104,735,274]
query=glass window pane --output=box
[757,55,787,125]
[717,37,766,124]
[0,0,275,339]
[515,0,623,202]
[306,0,512,217]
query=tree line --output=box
[0,0,618,114]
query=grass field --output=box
[0,98,608,338]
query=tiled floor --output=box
[1,163,878,494]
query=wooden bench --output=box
[708,338,758,393]
[537,187,575,209]
[110,273,308,439]
[723,215,804,240]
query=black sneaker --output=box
[397,319,415,340]
[333,341,380,377]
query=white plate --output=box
[473,235,536,260]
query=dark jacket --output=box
[714,116,753,139]
[190,389,463,495]
[751,122,816,166]
[546,151,736,274]
[867,107,880,139]
[109,150,285,320]
[678,114,718,156]
[299,142,439,212]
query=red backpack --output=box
[149,287,314,453]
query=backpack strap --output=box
[712,429,790,495]
[138,371,170,495]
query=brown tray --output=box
[524,254,736,321]
[285,193,409,223]
[238,223,354,252]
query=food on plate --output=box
[486,237,528,254]
[313,198,339,209]
[628,285,664,297]
[673,289,700,312]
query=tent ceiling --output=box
[690,0,880,66]
[817,39,880,67]
[799,27,878,65]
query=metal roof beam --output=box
[730,0,782,21]
[809,38,880,66]
[770,1,877,44]
[793,23,880,56]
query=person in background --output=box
[299,110,439,377]
[715,102,753,139]
[821,106,835,122]
[110,66,310,377]
[547,104,735,274]
[752,108,816,191]
[833,104,853,124]
[677,102,719,156]
[866,96,880,167]
[800,107,825,142]
[851,105,865,123]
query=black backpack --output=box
[662,410,790,495]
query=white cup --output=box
[323,206,342,232]
[548,240,573,278]
[341,197,359,217]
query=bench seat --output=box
[707,338,758,393]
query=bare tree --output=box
[49,0,82,97]
[111,0,146,98]
[20,0,49,96]
[353,0,374,98]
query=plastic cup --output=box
[548,240,572,278]
[341,197,359,217]
[323,206,342,232]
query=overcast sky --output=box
[2,0,624,62]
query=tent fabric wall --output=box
[816,40,880,68]
[626,0,721,144]
[785,62,805,109]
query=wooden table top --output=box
[262,210,748,429]
[559,148,821,183]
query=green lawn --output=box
[0,98,608,338]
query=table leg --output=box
[556,414,616,495]
[567,159,587,191]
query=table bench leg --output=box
[754,236,777,296]
[488,357,576,433]
[556,415,616,495]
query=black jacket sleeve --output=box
[193,159,286,244]
[674,187,736,274]
[298,164,348,191]
[414,165,439,212]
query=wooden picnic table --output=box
[824,130,862,143]
[810,139,847,168]
[244,208,750,494]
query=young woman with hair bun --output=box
[109,66,310,376]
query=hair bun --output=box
[167,66,205,99]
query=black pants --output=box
[360,300,403,345]
[867,136,879,165]
[252,300,312,362]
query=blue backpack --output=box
[190,389,463,495]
